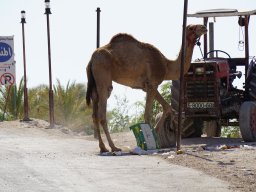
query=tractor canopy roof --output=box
[188,9,256,18]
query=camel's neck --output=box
[164,41,195,80]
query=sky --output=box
[0,0,256,110]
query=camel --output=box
[86,24,207,153]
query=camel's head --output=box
[186,24,207,44]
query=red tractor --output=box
[171,9,256,141]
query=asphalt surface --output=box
[0,124,232,192]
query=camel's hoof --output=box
[100,147,109,153]
[111,147,122,152]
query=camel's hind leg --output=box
[98,95,121,152]
[93,118,109,153]
[101,119,121,152]
[92,56,121,152]
[92,90,109,153]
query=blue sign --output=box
[0,42,13,62]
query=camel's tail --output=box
[86,60,95,106]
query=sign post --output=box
[0,36,16,86]
[0,36,16,120]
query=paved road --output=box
[0,125,232,192]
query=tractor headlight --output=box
[195,67,205,75]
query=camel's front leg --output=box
[144,87,156,124]
[151,89,173,131]
[154,90,172,114]
[144,81,171,114]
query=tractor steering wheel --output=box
[206,50,231,59]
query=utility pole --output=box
[21,10,30,121]
[45,0,54,128]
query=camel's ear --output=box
[187,24,194,31]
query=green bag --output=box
[130,123,160,150]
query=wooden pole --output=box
[21,11,30,121]
[177,0,188,151]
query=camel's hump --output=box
[109,33,162,55]
[110,33,139,43]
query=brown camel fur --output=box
[86,24,207,153]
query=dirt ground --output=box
[104,130,256,192]
[0,119,233,192]
[1,119,255,192]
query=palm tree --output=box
[0,78,24,120]
[0,77,94,133]
[54,79,92,133]
[28,84,49,121]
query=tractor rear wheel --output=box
[239,101,256,142]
